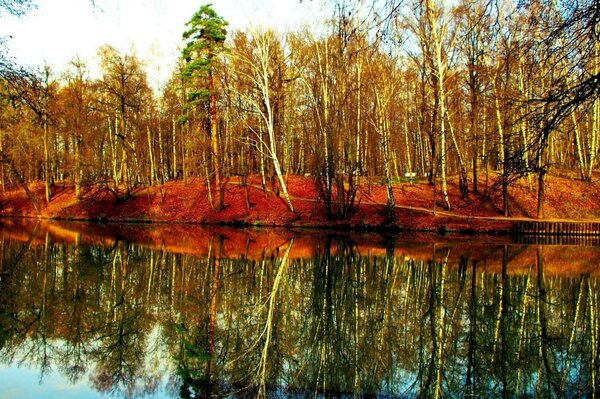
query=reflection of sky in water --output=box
[0,365,171,399]
[0,363,173,398]
[0,364,101,399]
[0,326,174,399]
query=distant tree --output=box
[60,58,94,199]
[97,45,149,199]
[1,64,58,205]
[182,4,228,211]
[456,0,493,195]
[0,74,41,212]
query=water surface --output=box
[0,220,598,398]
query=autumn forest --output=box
[3,2,600,397]
[0,0,599,224]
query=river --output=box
[0,220,598,398]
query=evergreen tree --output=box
[182,4,228,211]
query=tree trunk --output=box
[316,40,332,212]
[588,42,599,180]
[492,73,505,170]
[117,110,130,199]
[147,125,155,186]
[158,121,165,183]
[43,114,51,203]
[426,0,451,210]
[172,116,177,180]
[589,96,599,180]
[266,108,294,212]
[469,62,479,194]
[503,143,509,217]
[0,127,5,193]
[571,112,587,180]
[182,122,188,185]
[203,150,214,209]
[75,133,82,200]
[404,83,413,178]
[259,127,267,194]
[518,63,532,189]
[209,70,224,210]
[448,115,468,199]
[537,168,546,219]
[375,92,395,218]
[108,115,118,192]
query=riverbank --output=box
[1,173,599,234]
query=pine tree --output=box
[182,4,228,211]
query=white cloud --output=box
[1,0,327,91]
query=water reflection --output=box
[0,221,599,398]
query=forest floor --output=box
[1,171,600,234]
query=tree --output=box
[525,0,600,217]
[1,64,59,206]
[456,0,493,194]
[97,45,149,199]
[370,53,398,217]
[289,18,368,220]
[410,0,456,210]
[229,29,295,212]
[40,64,55,203]
[59,58,95,199]
[182,4,228,211]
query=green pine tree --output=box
[182,4,228,210]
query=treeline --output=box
[0,0,598,218]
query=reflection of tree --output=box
[303,237,364,395]
[498,245,512,397]
[465,259,480,397]
[0,227,600,397]
[421,246,450,399]
[561,273,585,393]
[0,223,40,352]
[57,241,89,384]
[254,239,292,397]
[587,276,599,398]
[536,246,561,396]
[89,242,158,398]
[175,235,223,398]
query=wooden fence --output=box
[515,221,600,239]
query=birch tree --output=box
[230,29,295,212]
[420,0,454,210]
[371,54,398,217]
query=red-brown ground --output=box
[1,172,600,233]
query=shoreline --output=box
[1,175,599,237]
[0,208,518,236]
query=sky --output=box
[0,0,329,90]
